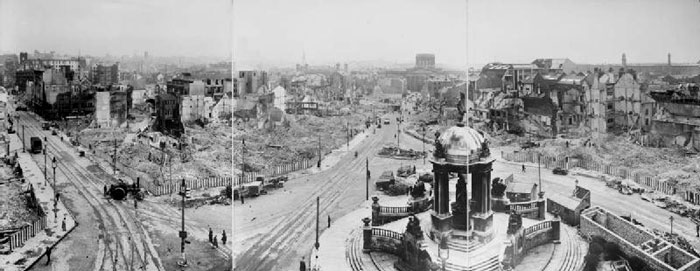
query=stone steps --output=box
[447,238,485,253]
[346,229,365,271]
[444,254,501,271]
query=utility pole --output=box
[43,137,47,184]
[178,178,188,267]
[366,157,369,201]
[21,124,25,152]
[315,196,320,250]
[113,136,117,175]
[317,134,321,168]
[241,139,245,192]
[538,154,543,198]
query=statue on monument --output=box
[405,215,424,238]
[507,210,523,235]
[452,175,468,215]
[434,131,445,159]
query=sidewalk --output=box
[314,200,373,271]
[1,134,78,271]
[301,129,371,176]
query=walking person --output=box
[208,227,213,244]
[221,230,227,245]
[522,164,526,173]
[696,224,699,237]
[61,217,66,232]
[104,185,107,195]
[300,256,307,271]
[45,246,51,265]
[213,235,218,248]
[327,215,331,228]
[240,193,245,204]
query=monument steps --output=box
[346,228,366,271]
[444,254,501,271]
[447,238,486,253]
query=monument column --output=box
[470,161,495,243]
[430,163,452,237]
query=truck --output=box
[30,137,42,154]
[375,171,396,191]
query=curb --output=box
[23,220,80,271]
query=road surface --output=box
[15,109,231,271]
[233,114,429,271]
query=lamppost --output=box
[438,234,449,271]
[422,126,426,165]
[315,196,320,250]
[52,156,57,222]
[21,124,25,153]
[670,215,675,263]
[43,137,47,185]
[538,154,544,198]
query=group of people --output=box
[208,227,227,248]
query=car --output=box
[552,167,569,175]
[15,105,27,111]
[618,186,633,195]
[520,141,540,149]
[383,118,391,125]
[641,192,654,202]
[653,198,668,209]
[51,129,57,135]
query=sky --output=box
[234,0,700,69]
[0,0,232,59]
[233,0,469,69]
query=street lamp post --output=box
[52,157,57,222]
[315,196,320,250]
[21,124,25,153]
[366,157,369,201]
[178,178,188,267]
[422,126,426,165]
[43,138,47,185]
[670,215,675,264]
[538,154,544,198]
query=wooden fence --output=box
[234,158,315,188]
[146,177,233,196]
[8,215,47,252]
[502,151,676,195]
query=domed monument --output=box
[430,122,495,243]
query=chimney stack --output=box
[622,53,627,68]
[668,53,671,66]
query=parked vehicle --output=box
[15,104,27,111]
[376,171,396,191]
[618,185,633,195]
[520,141,540,149]
[653,197,668,209]
[396,165,416,178]
[241,181,264,197]
[552,167,569,175]
[383,118,390,125]
[41,121,50,130]
[30,137,42,154]
[641,192,654,202]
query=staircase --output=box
[444,254,501,271]
[447,238,486,253]
[542,225,587,271]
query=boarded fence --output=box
[146,177,233,196]
[502,151,677,196]
[234,158,315,188]
[8,216,47,251]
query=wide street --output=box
[235,110,700,271]
[233,113,430,271]
[12,104,231,271]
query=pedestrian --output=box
[45,246,51,265]
[300,256,307,271]
[522,164,526,172]
[61,217,66,232]
[221,230,227,245]
[208,227,213,244]
[104,185,107,195]
[696,224,699,238]
[134,198,137,209]
[241,194,245,204]
[213,235,218,248]
[566,141,569,148]
[328,215,331,228]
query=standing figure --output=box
[208,227,213,243]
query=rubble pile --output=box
[0,181,40,231]
[234,112,372,171]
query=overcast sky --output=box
[0,0,232,59]
[234,0,700,69]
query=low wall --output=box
[371,197,431,226]
[504,219,560,268]
[580,206,700,271]
[507,199,545,220]
[369,228,403,256]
